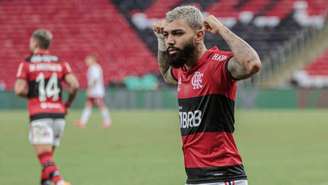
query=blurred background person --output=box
[75,54,112,128]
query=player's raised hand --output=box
[152,20,166,40]
[204,15,224,35]
[153,20,167,51]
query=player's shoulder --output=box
[207,47,233,63]
[91,64,102,71]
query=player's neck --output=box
[185,44,207,70]
[33,48,49,54]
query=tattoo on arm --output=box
[218,27,261,80]
[227,57,250,80]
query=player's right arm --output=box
[64,72,79,109]
[153,21,177,85]
[204,15,261,80]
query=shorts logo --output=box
[191,71,204,90]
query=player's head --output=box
[163,5,205,68]
[85,54,97,66]
[29,29,53,52]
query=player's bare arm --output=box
[204,15,262,80]
[153,21,177,85]
[14,79,28,98]
[64,73,79,108]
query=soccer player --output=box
[153,6,261,185]
[15,29,79,185]
[75,54,112,128]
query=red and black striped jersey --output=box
[16,50,72,121]
[171,47,247,184]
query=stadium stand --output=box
[0,0,157,90]
[123,0,328,86]
[0,0,327,90]
[292,48,328,88]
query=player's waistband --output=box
[30,113,65,122]
[186,164,247,184]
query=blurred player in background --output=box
[75,54,112,128]
[15,29,79,185]
[153,6,261,185]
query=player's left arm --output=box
[204,15,261,80]
[14,79,28,98]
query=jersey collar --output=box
[33,49,50,55]
[182,47,217,74]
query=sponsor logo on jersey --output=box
[191,71,204,90]
[179,108,202,129]
[40,102,62,109]
[211,54,228,62]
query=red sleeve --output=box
[211,51,235,85]
[16,62,28,79]
[62,61,72,76]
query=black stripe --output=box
[178,94,235,136]
[30,113,65,121]
[186,165,247,184]
[25,55,32,62]
[28,79,63,98]
[41,179,52,185]
[28,80,38,98]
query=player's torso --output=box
[87,65,105,97]
[177,53,237,138]
[26,54,66,119]
[174,50,246,183]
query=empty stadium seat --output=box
[0,0,157,90]
[292,48,328,88]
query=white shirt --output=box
[87,64,105,97]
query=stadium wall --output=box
[1,88,328,109]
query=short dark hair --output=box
[32,29,53,49]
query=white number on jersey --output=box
[36,73,60,102]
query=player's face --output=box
[29,37,37,52]
[85,56,95,66]
[163,19,197,68]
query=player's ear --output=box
[194,29,205,44]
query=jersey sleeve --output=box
[211,51,234,86]
[16,62,28,80]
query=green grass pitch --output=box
[0,109,327,185]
